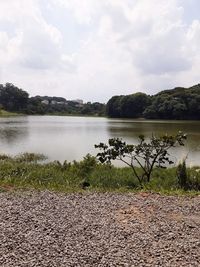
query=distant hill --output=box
[106,84,200,120]
[156,84,200,97]
[0,83,106,116]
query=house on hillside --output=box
[72,99,84,107]
[41,100,49,105]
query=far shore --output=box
[1,111,200,122]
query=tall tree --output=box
[0,83,29,112]
[120,93,150,118]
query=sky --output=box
[0,0,200,103]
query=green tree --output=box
[0,83,29,112]
[120,93,150,118]
[95,132,187,185]
[144,85,200,120]
[106,95,123,117]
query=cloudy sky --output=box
[0,0,200,102]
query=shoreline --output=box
[1,112,200,121]
[0,154,199,196]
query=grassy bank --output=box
[0,153,199,194]
[0,109,21,117]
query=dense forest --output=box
[107,84,200,120]
[0,83,199,119]
[0,83,105,116]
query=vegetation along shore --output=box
[0,152,199,194]
[0,132,199,194]
[0,82,199,119]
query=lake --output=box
[0,116,199,166]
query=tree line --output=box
[0,83,105,116]
[106,84,200,120]
[0,82,199,119]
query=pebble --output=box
[0,191,199,266]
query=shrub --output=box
[177,159,188,190]
[73,154,97,181]
[187,167,200,191]
[15,153,47,163]
[0,154,12,160]
[95,132,187,185]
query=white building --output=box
[41,100,49,105]
[72,99,84,105]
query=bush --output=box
[15,153,47,163]
[177,161,200,191]
[72,154,97,183]
[177,159,188,190]
[95,132,187,185]
[187,168,200,191]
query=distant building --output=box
[72,99,84,107]
[72,99,84,105]
[41,100,49,105]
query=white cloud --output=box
[0,0,200,101]
[187,20,200,50]
[52,0,102,24]
[0,0,76,73]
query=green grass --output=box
[0,153,199,195]
[0,109,21,117]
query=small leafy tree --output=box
[95,132,187,185]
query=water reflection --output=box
[0,128,28,144]
[0,117,29,146]
[0,116,199,165]
[106,119,200,166]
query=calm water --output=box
[0,116,199,166]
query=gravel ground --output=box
[0,191,199,267]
